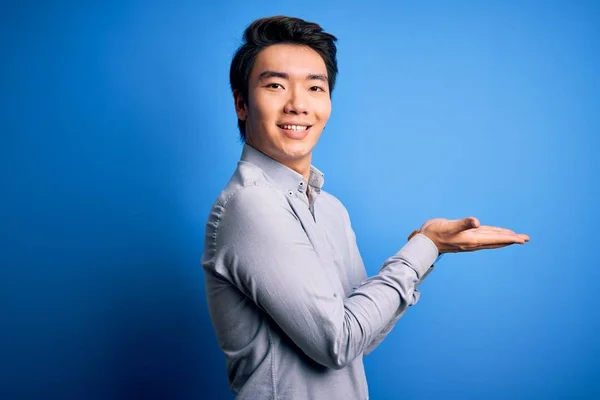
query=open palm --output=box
[419,217,530,254]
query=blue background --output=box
[2,1,599,399]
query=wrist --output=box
[407,229,445,265]
[408,229,444,254]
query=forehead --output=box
[251,44,328,78]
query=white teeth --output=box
[281,125,308,131]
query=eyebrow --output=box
[307,73,328,83]
[258,70,328,83]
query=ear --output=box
[233,89,247,121]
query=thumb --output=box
[454,217,479,232]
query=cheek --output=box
[316,100,332,123]
[251,92,281,121]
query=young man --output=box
[201,16,529,400]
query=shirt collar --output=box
[240,144,325,194]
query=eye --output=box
[310,86,325,92]
[266,83,283,89]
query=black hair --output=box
[229,16,338,141]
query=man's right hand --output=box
[419,217,530,254]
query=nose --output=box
[283,86,308,115]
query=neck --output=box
[247,141,312,183]
[283,157,311,183]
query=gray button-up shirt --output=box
[202,144,439,399]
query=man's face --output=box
[235,44,332,167]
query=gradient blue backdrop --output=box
[2,1,599,399]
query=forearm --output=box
[278,234,437,369]
[359,234,438,356]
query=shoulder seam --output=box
[212,183,287,256]
[219,180,281,208]
[205,182,284,271]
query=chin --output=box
[279,141,314,160]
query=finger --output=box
[462,231,526,246]
[478,241,528,250]
[475,228,530,243]
[464,243,520,252]
[482,235,527,245]
[453,217,479,233]
[477,225,531,242]
[468,227,527,240]
[464,228,519,239]
[459,240,528,252]
[459,243,509,252]
[475,226,518,235]
[468,217,480,229]
[478,226,529,240]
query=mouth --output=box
[277,124,313,139]
[277,124,312,131]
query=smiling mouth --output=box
[277,124,312,132]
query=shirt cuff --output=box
[395,233,439,279]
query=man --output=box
[201,16,529,400]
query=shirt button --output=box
[287,190,294,196]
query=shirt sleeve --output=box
[339,206,439,356]
[362,240,439,355]
[206,185,439,369]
